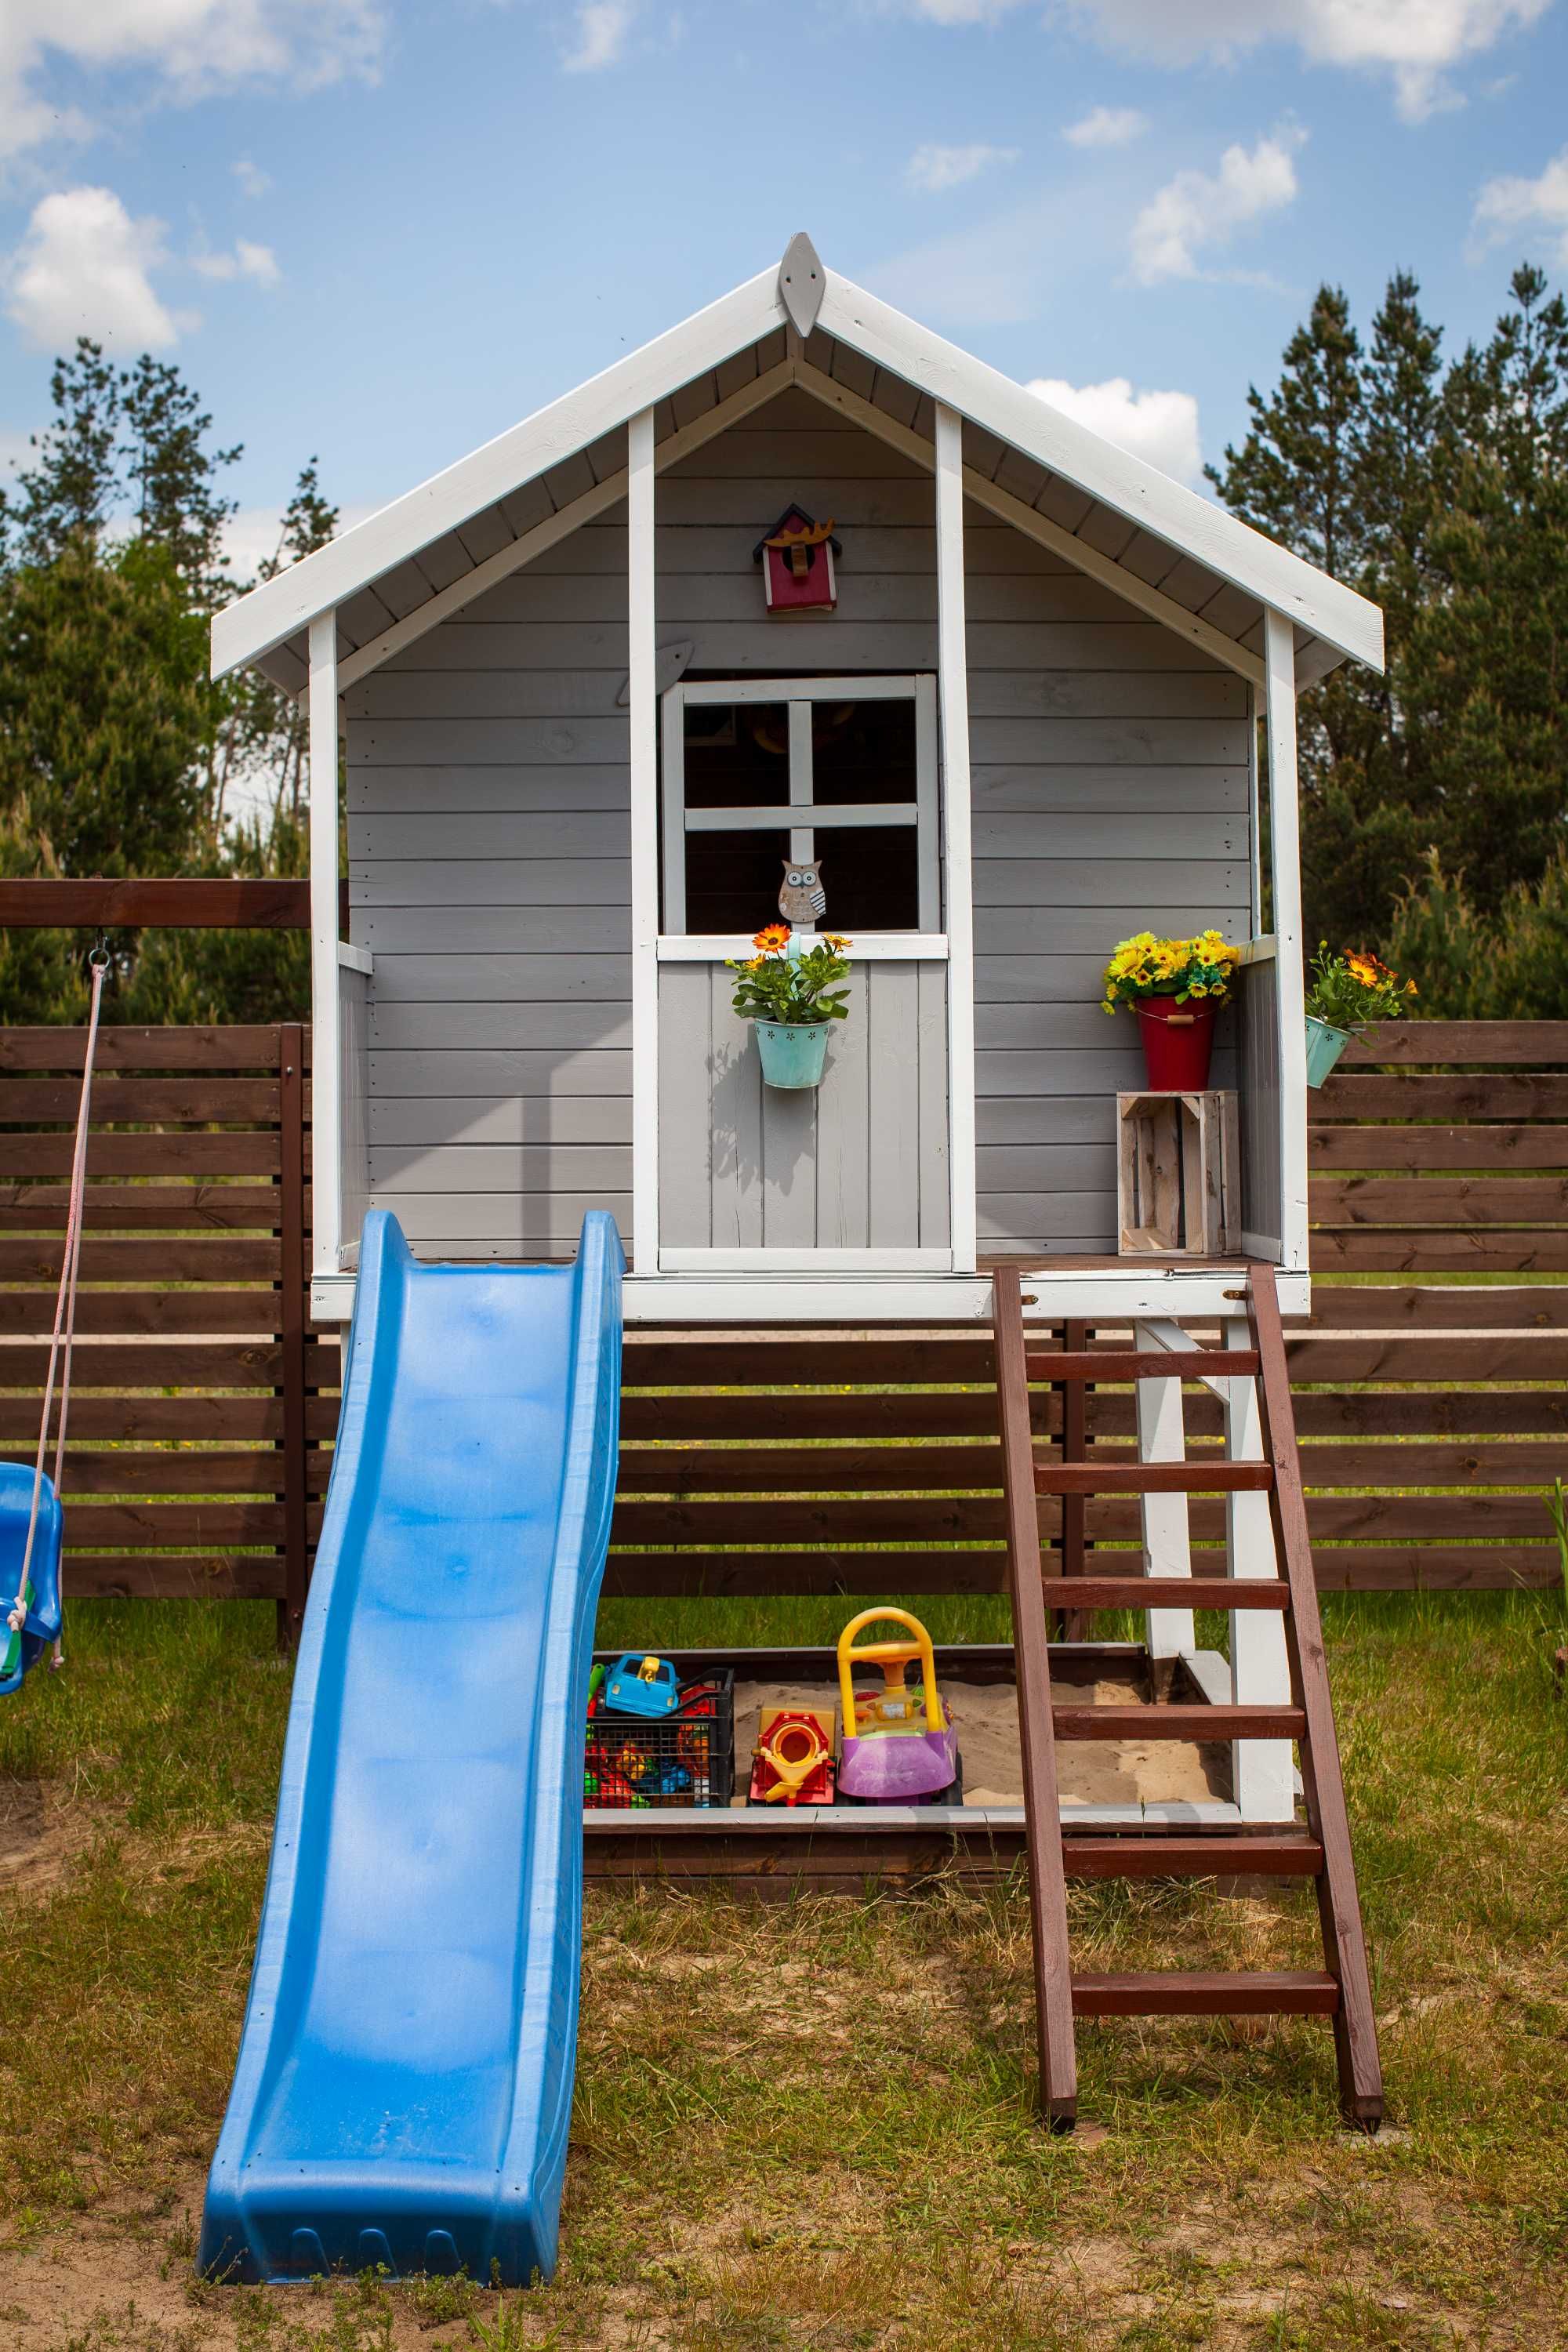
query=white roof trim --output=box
[815,276,1382,673]
[211,242,1383,681]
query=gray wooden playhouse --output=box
[212,232,1380,1333]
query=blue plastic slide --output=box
[0,1462,63,1696]
[199,1208,623,2288]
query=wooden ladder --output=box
[993,1262,1384,2132]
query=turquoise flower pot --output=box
[754,1019,831,1090]
[1305,1014,1353,1088]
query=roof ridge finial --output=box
[778,232,825,338]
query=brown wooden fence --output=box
[1,1018,1564,1617]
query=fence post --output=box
[278,1022,308,1648]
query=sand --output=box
[731,1674,1230,1809]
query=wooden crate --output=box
[1116,1090,1239,1256]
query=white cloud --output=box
[906,140,1018,192]
[232,156,271,198]
[1057,1,1551,125]
[1028,374,1202,485]
[1063,103,1147,147]
[1470,144,1568,264]
[898,0,1031,20]
[3,185,187,350]
[561,2,634,71]
[191,237,280,285]
[1130,128,1304,285]
[0,2,384,164]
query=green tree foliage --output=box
[0,339,336,1022]
[1385,850,1568,1017]
[1209,263,1568,958]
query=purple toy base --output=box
[837,1728,960,1803]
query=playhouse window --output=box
[659,675,938,940]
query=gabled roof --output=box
[212,235,1382,694]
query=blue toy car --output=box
[602,1653,680,1719]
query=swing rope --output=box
[7,949,109,1670]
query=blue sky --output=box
[2,2,1567,573]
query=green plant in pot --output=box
[1304,945,1416,1087]
[728,924,851,1090]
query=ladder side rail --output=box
[1056,1316,1090,1641]
[1247,1262,1385,2126]
[993,1270,1079,2126]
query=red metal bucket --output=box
[1135,996,1217,1090]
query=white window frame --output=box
[659,672,939,946]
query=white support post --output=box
[934,403,977,1272]
[629,408,659,1275]
[308,612,341,1282]
[1263,610,1308,1273]
[1224,1312,1295,1819]
[1134,1319,1197,1658]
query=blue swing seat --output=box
[0,1461,63,1695]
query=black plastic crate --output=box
[585,1665,735,1809]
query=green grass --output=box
[1,1592,1565,2350]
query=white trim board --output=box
[657,933,948,962]
[213,243,1382,681]
[312,1265,1314,1324]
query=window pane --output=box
[684,829,792,935]
[682,702,790,808]
[811,696,917,806]
[811,826,920,932]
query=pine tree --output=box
[1402,267,1568,911]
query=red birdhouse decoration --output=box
[753,503,840,615]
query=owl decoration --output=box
[779,858,826,924]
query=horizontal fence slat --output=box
[0,1025,285,1072]
[0,1396,339,1441]
[0,1447,333,1495]
[61,1555,289,1599]
[0,1134,282,1178]
[1342,1019,1568,1065]
[63,1501,289,1543]
[609,1496,1012,1544]
[1310,1232,1568,1272]
[0,1342,289,1388]
[0,1293,290,1338]
[622,1335,998,1386]
[601,1549,1012,1596]
[0,1184,289,1230]
[1302,1285,1568,1331]
[1308,1124,1568,1172]
[1312,1176,1568,1226]
[1285,1334,1568,1381]
[0,880,308,930]
[1316,1072,1568,1120]
[0,1237,281,1281]
[620,1390,1044,1441]
[0,1076,281,1122]
[1309,1546,1562,1591]
[615,1442,1008,1494]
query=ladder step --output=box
[1040,1575,1288,1610]
[1073,1970,1340,2017]
[1064,1835,1323,1878]
[1034,1461,1272,1495]
[1025,1349,1257,1383]
[1054,1704,1305,1741]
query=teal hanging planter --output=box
[1305,1014,1354,1089]
[753,1018,831,1090]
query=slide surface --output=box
[199,1209,623,2287]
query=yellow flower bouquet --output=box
[1100,930,1240,1015]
